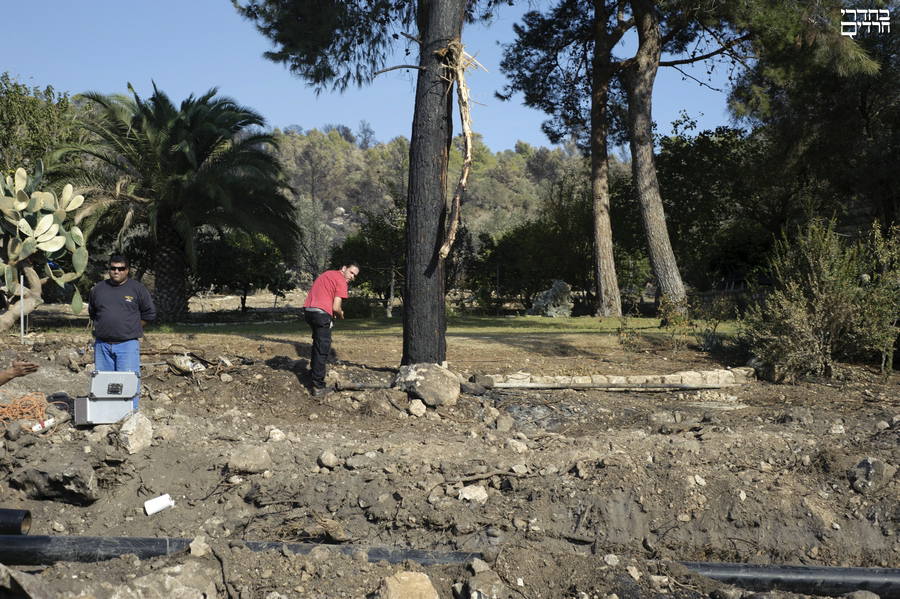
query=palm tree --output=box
[55,83,300,322]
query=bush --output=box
[341,295,387,319]
[689,294,734,353]
[741,221,900,380]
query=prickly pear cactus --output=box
[0,162,88,328]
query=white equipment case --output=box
[74,370,138,425]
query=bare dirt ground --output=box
[3,290,900,599]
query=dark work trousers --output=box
[305,309,333,389]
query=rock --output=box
[120,412,153,454]
[0,562,57,597]
[495,413,514,433]
[150,390,171,403]
[511,462,529,474]
[220,373,233,383]
[481,547,500,565]
[5,420,23,441]
[377,571,439,599]
[470,558,493,574]
[461,381,488,396]
[345,453,371,470]
[470,373,495,389]
[318,450,340,469]
[506,439,528,454]
[468,569,512,599]
[526,280,573,317]
[850,457,896,495]
[458,485,489,503]
[394,364,460,407]
[68,557,218,598]
[374,388,409,410]
[408,399,427,417]
[54,349,82,373]
[45,402,71,425]
[189,535,210,556]
[267,428,286,442]
[10,459,99,504]
[228,445,272,474]
[649,575,670,589]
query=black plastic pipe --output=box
[2,536,899,598]
[0,535,478,567]
[0,509,31,535]
[681,561,900,598]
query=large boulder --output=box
[377,571,439,599]
[394,364,460,407]
[526,280,573,317]
[10,459,99,504]
[120,412,153,454]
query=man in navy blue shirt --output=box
[88,255,156,410]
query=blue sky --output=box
[5,0,733,153]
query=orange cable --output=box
[0,391,59,435]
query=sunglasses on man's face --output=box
[109,266,128,272]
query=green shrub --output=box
[689,294,734,353]
[742,221,900,380]
[341,295,386,319]
[658,293,690,352]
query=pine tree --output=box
[235,0,490,363]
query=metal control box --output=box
[74,371,139,425]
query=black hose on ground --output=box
[682,561,900,598]
[2,536,899,598]
[0,535,478,567]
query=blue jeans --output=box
[94,339,141,409]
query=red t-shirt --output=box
[303,270,349,317]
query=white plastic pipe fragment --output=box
[31,418,55,432]
[144,494,175,516]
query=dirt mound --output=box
[2,306,900,598]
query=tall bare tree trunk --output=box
[402,0,466,364]
[590,0,622,317]
[623,0,686,308]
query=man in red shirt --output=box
[303,261,360,395]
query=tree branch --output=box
[664,65,725,92]
[374,64,425,77]
[439,40,485,260]
[373,32,424,78]
[659,33,752,67]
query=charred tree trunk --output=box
[623,0,686,309]
[591,0,622,318]
[402,0,466,364]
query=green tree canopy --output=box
[0,72,76,177]
[195,230,295,312]
[55,83,300,322]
